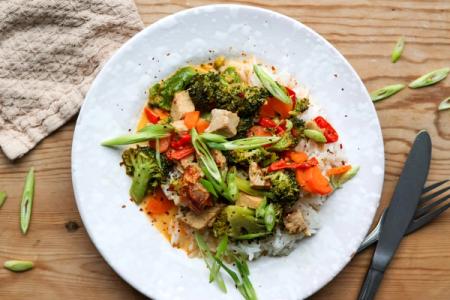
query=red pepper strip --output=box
[267,157,318,172]
[286,87,296,107]
[170,133,191,149]
[144,107,160,124]
[275,120,286,134]
[258,117,277,128]
[314,116,338,143]
[166,147,195,160]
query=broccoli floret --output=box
[121,146,172,204]
[291,97,310,115]
[213,205,266,239]
[226,147,279,167]
[269,131,296,151]
[266,170,300,203]
[148,66,197,110]
[187,70,269,117]
[221,66,242,84]
[235,117,254,139]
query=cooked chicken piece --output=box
[188,183,211,209]
[180,204,225,230]
[236,193,263,209]
[182,164,202,184]
[211,149,227,169]
[205,109,240,138]
[170,91,195,120]
[249,162,270,189]
[283,209,307,234]
[179,154,195,169]
[171,120,188,132]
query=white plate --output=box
[72,4,384,300]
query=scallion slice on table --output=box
[101,124,173,146]
[253,64,292,105]
[408,67,450,89]
[207,136,280,150]
[391,36,405,63]
[4,260,34,272]
[20,168,35,235]
[438,97,450,111]
[0,191,7,208]
[370,84,405,102]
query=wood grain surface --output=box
[1,1,449,299]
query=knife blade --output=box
[358,130,432,300]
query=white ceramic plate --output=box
[72,4,384,300]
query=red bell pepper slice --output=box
[258,117,277,128]
[144,107,160,124]
[285,87,296,107]
[314,116,338,143]
[170,133,191,149]
[166,147,195,160]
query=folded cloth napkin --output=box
[0,0,143,160]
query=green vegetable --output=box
[209,235,228,291]
[290,97,310,115]
[101,124,173,146]
[253,64,291,105]
[212,205,266,239]
[155,138,162,169]
[200,132,228,143]
[304,129,327,143]
[229,253,258,300]
[331,165,360,189]
[235,117,255,139]
[200,179,219,198]
[391,36,405,63]
[222,66,242,84]
[266,170,300,203]
[264,203,276,232]
[4,260,34,272]
[224,167,239,202]
[235,177,266,197]
[121,146,170,204]
[20,168,35,235]
[0,191,7,208]
[207,136,280,151]
[191,128,223,185]
[188,70,269,117]
[408,67,450,89]
[370,84,405,102]
[255,197,267,218]
[438,96,450,111]
[227,147,278,167]
[148,66,197,110]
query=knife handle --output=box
[358,267,384,300]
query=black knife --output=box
[358,130,432,300]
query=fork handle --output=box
[358,267,384,300]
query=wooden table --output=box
[1,1,449,299]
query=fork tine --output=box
[416,194,450,217]
[408,199,450,234]
[422,179,449,194]
[420,185,450,205]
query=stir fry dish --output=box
[102,56,359,299]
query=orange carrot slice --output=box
[326,165,351,176]
[184,111,200,129]
[195,118,210,134]
[289,151,308,163]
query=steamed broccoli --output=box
[266,170,300,203]
[148,66,197,110]
[121,146,171,204]
[269,131,296,151]
[187,69,269,117]
[226,147,279,167]
[291,97,310,115]
[213,205,266,239]
[235,117,254,139]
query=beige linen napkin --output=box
[0,0,144,160]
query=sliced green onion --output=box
[224,167,239,202]
[264,203,276,232]
[233,232,270,240]
[4,260,34,272]
[304,129,327,143]
[200,179,219,198]
[253,64,292,105]
[391,36,405,63]
[331,165,360,189]
[0,191,7,208]
[209,235,228,291]
[200,133,227,143]
[20,168,35,235]
[207,136,280,151]
[101,124,173,146]
[236,177,266,197]
[438,96,450,111]
[191,128,223,184]
[255,197,267,218]
[155,138,161,169]
[370,84,405,102]
[409,67,450,89]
